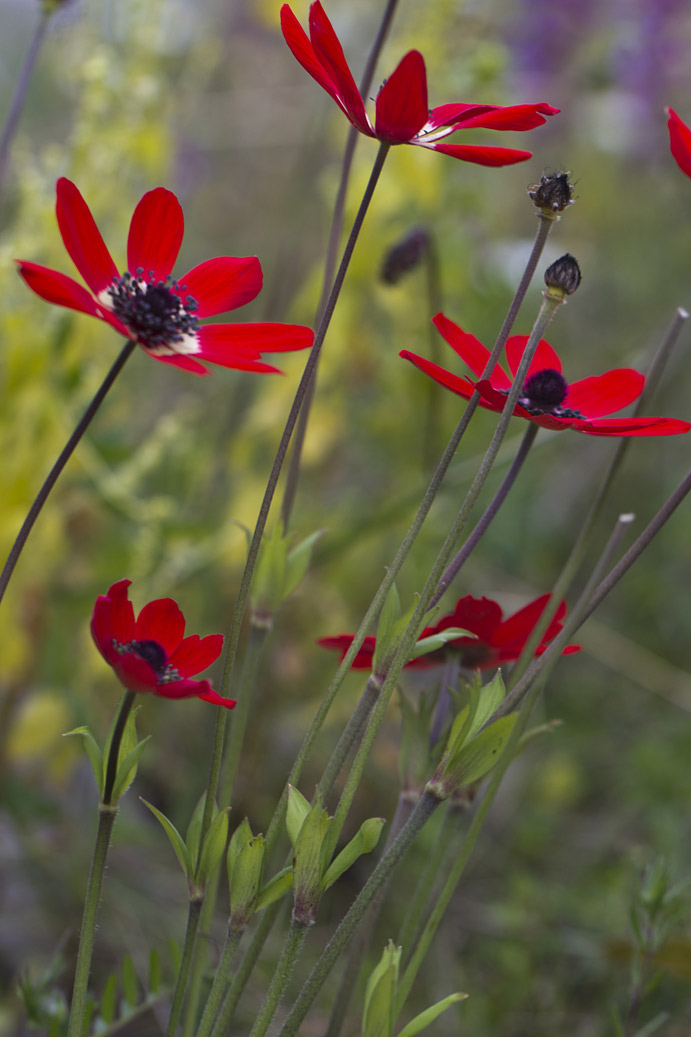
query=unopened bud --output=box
[544,253,581,296]
[529,171,574,214]
[380,227,430,285]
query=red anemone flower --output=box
[319,593,579,671]
[281,2,558,166]
[91,580,234,708]
[401,314,691,437]
[17,178,313,376]
[667,107,691,179]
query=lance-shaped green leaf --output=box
[396,992,467,1036]
[283,530,324,599]
[63,727,103,796]
[373,586,429,677]
[255,865,294,912]
[227,818,266,931]
[407,627,477,662]
[286,785,312,849]
[442,669,506,764]
[110,736,151,804]
[292,795,332,924]
[253,525,324,617]
[362,941,400,1037]
[429,713,518,799]
[197,808,230,885]
[322,817,385,891]
[140,799,193,877]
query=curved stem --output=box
[102,690,136,806]
[0,339,136,608]
[0,9,50,204]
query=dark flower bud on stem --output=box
[529,171,574,214]
[544,253,581,297]
[380,226,430,284]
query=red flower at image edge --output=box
[667,107,691,179]
[319,593,580,672]
[17,179,313,375]
[91,580,234,708]
[281,2,559,166]
[401,314,691,437]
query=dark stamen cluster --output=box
[112,638,182,683]
[107,269,200,349]
[497,368,586,419]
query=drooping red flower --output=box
[401,314,691,437]
[319,593,579,672]
[17,179,313,375]
[281,2,558,166]
[667,107,691,179]
[91,580,234,708]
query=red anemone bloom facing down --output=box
[17,179,314,376]
[281,2,558,167]
[667,107,691,179]
[401,314,691,437]
[91,580,234,708]
[319,593,579,672]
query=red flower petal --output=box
[17,262,105,318]
[135,597,186,654]
[146,352,211,376]
[667,107,691,179]
[374,51,428,144]
[280,4,344,112]
[565,369,643,417]
[400,349,478,400]
[566,416,691,437]
[440,102,560,133]
[422,142,533,166]
[317,634,377,669]
[196,321,314,358]
[490,594,560,648]
[127,187,184,281]
[150,676,217,700]
[505,336,562,379]
[198,688,237,709]
[56,178,119,294]
[436,595,503,643]
[178,256,263,317]
[170,633,224,677]
[307,1,372,136]
[91,579,136,663]
[114,653,160,695]
[432,313,510,385]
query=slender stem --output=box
[67,805,118,1037]
[281,0,401,529]
[428,422,538,610]
[278,791,441,1037]
[102,690,136,806]
[166,898,203,1037]
[509,305,689,688]
[221,622,269,808]
[421,233,444,471]
[249,918,310,1037]
[318,674,382,803]
[0,9,50,205]
[0,339,136,608]
[194,927,243,1037]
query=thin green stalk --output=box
[421,233,444,470]
[318,674,382,803]
[0,6,50,204]
[281,0,401,529]
[428,421,538,610]
[102,691,136,807]
[278,791,441,1036]
[194,927,243,1037]
[166,898,203,1037]
[0,339,136,608]
[398,803,464,953]
[249,919,311,1037]
[509,305,689,687]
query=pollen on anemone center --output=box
[520,368,569,412]
[104,269,200,353]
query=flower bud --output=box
[529,171,574,214]
[380,227,430,285]
[544,253,581,297]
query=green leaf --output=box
[185,794,210,866]
[147,949,161,996]
[197,807,230,883]
[444,670,506,760]
[121,954,137,1010]
[363,942,400,1037]
[102,700,142,793]
[322,817,385,891]
[63,726,103,795]
[445,713,518,788]
[110,736,151,803]
[255,866,294,911]
[408,627,477,661]
[227,818,253,881]
[374,583,402,667]
[397,992,467,1036]
[286,785,311,849]
[140,798,193,877]
[99,973,118,1024]
[284,530,324,599]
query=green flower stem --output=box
[166,898,203,1037]
[0,7,50,204]
[509,305,690,688]
[194,927,244,1037]
[0,340,136,609]
[209,901,284,1037]
[428,421,539,610]
[317,674,382,802]
[278,791,442,1037]
[420,231,444,471]
[249,918,311,1037]
[67,804,118,1037]
[280,0,401,529]
[102,691,136,806]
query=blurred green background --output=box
[1,0,690,1033]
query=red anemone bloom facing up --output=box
[667,107,691,179]
[401,314,691,437]
[281,2,558,166]
[91,580,234,708]
[17,179,314,375]
[318,593,579,672]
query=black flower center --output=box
[513,368,586,419]
[107,268,200,350]
[112,638,182,683]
